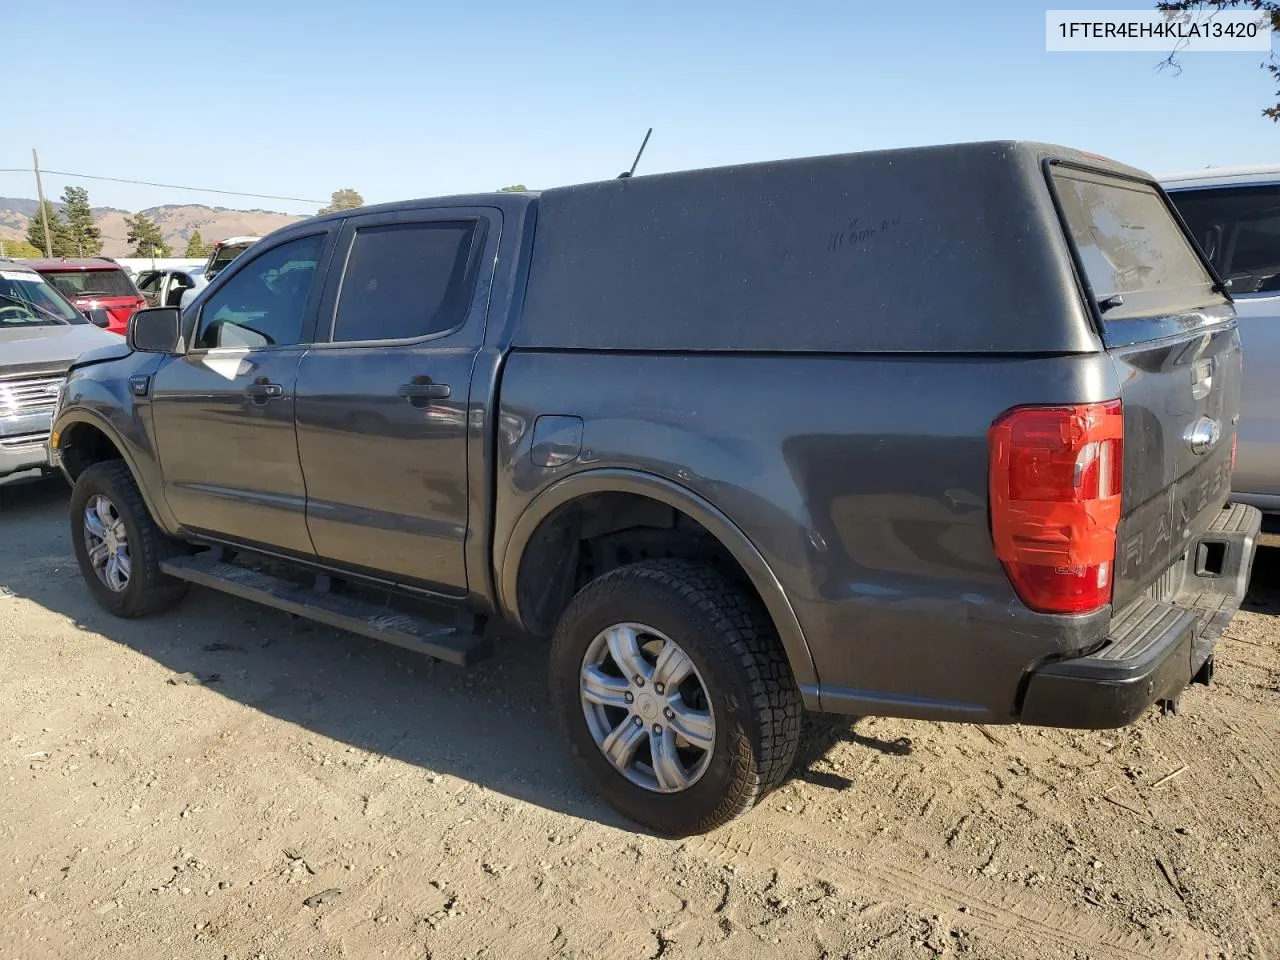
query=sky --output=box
[1,0,1275,217]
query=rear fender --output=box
[497,467,818,689]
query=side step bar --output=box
[160,553,493,666]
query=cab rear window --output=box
[43,268,137,299]
[1052,169,1226,320]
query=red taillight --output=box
[1231,432,1238,470]
[989,400,1123,615]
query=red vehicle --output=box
[26,258,146,335]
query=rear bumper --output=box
[1020,502,1261,729]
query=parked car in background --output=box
[52,142,1258,835]
[180,236,260,309]
[1163,165,1280,514]
[136,266,205,309]
[26,257,146,336]
[0,261,122,480]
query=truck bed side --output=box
[492,350,1125,723]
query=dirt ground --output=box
[2,472,1278,960]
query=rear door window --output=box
[1167,184,1280,295]
[1052,169,1226,320]
[330,221,479,342]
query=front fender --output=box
[53,357,177,535]
[497,467,818,688]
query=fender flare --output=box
[55,410,176,535]
[497,467,817,687]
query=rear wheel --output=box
[70,461,188,618]
[550,559,802,835]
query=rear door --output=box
[294,207,498,596]
[1165,181,1280,509]
[1051,166,1239,606]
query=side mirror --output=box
[83,308,111,328]
[128,306,183,353]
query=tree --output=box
[1156,2,1280,119]
[61,186,102,257]
[185,230,211,258]
[499,184,529,192]
[0,238,41,257]
[27,200,74,257]
[318,188,364,215]
[125,212,171,257]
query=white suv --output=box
[1162,165,1280,513]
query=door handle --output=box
[398,379,451,407]
[245,378,284,403]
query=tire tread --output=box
[552,559,802,834]
[71,461,187,618]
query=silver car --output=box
[1162,165,1280,514]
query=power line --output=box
[0,166,324,205]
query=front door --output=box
[150,229,334,554]
[294,209,498,595]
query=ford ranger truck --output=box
[49,141,1260,836]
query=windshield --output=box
[0,270,85,327]
[43,268,138,299]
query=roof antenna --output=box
[617,127,652,179]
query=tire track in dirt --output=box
[691,823,1207,960]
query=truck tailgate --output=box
[1108,318,1241,607]
[1050,164,1240,610]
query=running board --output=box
[160,554,493,666]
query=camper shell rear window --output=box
[1049,167,1227,321]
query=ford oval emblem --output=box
[1183,416,1221,456]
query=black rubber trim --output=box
[1020,605,1194,729]
[1020,503,1261,730]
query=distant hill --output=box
[0,197,306,257]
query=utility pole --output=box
[32,148,53,258]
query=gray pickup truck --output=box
[0,260,121,480]
[49,142,1260,835]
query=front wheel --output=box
[549,559,802,835]
[69,461,188,618]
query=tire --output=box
[550,559,802,835]
[69,460,189,618]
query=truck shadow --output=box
[2,474,644,828]
[13,473,1274,829]
[0,473,883,831]
[1243,543,1280,612]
